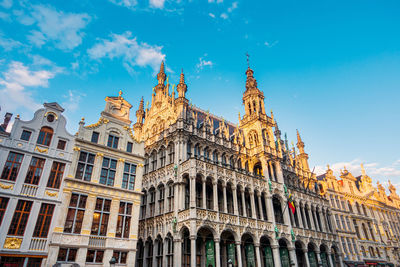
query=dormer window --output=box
[20,130,32,141]
[37,127,53,146]
[107,134,119,149]
[91,132,99,143]
[57,140,66,150]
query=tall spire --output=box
[157,61,166,85]
[296,129,305,153]
[136,96,145,124]
[176,69,187,98]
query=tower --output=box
[296,129,310,171]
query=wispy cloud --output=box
[87,31,165,74]
[108,0,137,9]
[196,54,213,71]
[209,13,215,18]
[62,89,86,113]
[0,61,61,115]
[150,0,165,9]
[219,1,238,20]
[264,40,278,48]
[0,0,12,9]
[23,5,91,50]
[0,34,22,51]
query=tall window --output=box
[100,157,117,186]
[354,219,361,238]
[91,132,99,143]
[166,237,174,267]
[151,152,157,171]
[116,202,132,238]
[149,189,155,217]
[0,197,9,226]
[346,216,352,231]
[47,161,65,188]
[20,130,32,141]
[122,163,136,190]
[186,141,192,159]
[335,214,341,229]
[126,142,133,153]
[75,151,95,181]
[159,148,166,167]
[91,198,111,236]
[1,151,24,181]
[167,183,174,212]
[168,144,175,164]
[113,251,127,264]
[64,193,87,234]
[158,186,165,214]
[140,192,147,219]
[33,203,55,237]
[8,200,32,236]
[86,250,104,263]
[57,248,77,262]
[341,237,348,254]
[37,126,53,146]
[25,157,45,185]
[341,215,346,231]
[107,134,119,149]
[272,195,283,224]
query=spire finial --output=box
[361,163,366,176]
[246,52,250,68]
[180,69,185,84]
[296,129,302,143]
[160,60,165,73]
[139,96,144,110]
[118,90,123,98]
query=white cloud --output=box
[0,35,22,51]
[26,5,91,50]
[196,55,213,71]
[87,31,165,74]
[0,11,10,21]
[0,61,59,114]
[220,13,228,19]
[0,0,12,9]
[150,0,165,8]
[264,40,279,48]
[108,0,137,8]
[62,89,85,113]
[227,1,238,12]
[209,13,215,18]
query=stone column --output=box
[327,252,334,267]
[337,253,345,267]
[275,161,284,183]
[301,205,308,229]
[241,189,247,217]
[268,161,274,181]
[190,235,196,267]
[272,245,282,267]
[215,238,221,267]
[236,242,243,267]
[173,238,182,266]
[308,207,316,231]
[250,191,257,219]
[152,241,158,267]
[190,176,196,208]
[115,158,125,188]
[80,193,97,235]
[266,195,275,223]
[304,249,310,267]
[213,181,219,211]
[106,198,120,238]
[257,192,263,220]
[255,243,262,267]
[320,210,327,232]
[175,183,181,212]
[223,183,228,213]
[54,189,72,231]
[316,250,322,266]
[283,198,291,225]
[232,186,239,215]
[289,247,298,266]
[312,207,319,231]
[202,177,207,209]
[297,203,304,228]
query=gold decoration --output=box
[107,233,116,237]
[45,191,58,197]
[84,117,109,129]
[138,163,144,167]
[44,111,58,120]
[17,143,23,147]
[118,158,125,163]
[0,183,13,190]
[53,227,63,233]
[35,146,48,153]
[73,146,81,151]
[96,152,104,157]
[81,230,90,235]
[3,237,23,249]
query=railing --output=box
[20,184,38,197]
[29,238,47,251]
[88,236,106,247]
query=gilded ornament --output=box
[45,191,58,197]
[35,146,48,153]
[96,152,104,157]
[0,183,13,190]
[138,163,144,167]
[118,158,125,163]
[3,237,23,249]
[73,146,81,151]
[53,227,63,233]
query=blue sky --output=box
[1,0,400,191]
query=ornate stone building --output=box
[134,62,341,267]
[0,103,74,266]
[317,165,400,267]
[47,93,145,266]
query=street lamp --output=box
[109,256,117,267]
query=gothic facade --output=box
[135,62,342,267]
[318,165,400,266]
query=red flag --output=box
[338,180,344,186]
[288,194,295,214]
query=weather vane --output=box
[246,52,250,67]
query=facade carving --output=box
[318,165,400,266]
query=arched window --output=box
[229,156,234,169]
[168,143,175,164]
[237,159,242,171]
[186,141,192,159]
[194,144,200,158]
[362,223,369,240]
[273,195,284,224]
[362,204,367,216]
[253,162,263,177]
[37,126,53,146]
[159,147,166,167]
[221,153,227,166]
[245,161,249,173]
[212,150,218,164]
[151,151,157,171]
[361,246,366,257]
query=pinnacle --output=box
[160,60,165,73]
[179,69,185,84]
[139,96,144,110]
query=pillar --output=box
[308,206,316,230]
[268,161,275,181]
[233,186,238,215]
[283,198,291,225]
[297,203,304,228]
[272,245,282,267]
[316,250,322,266]
[275,161,284,183]
[190,235,196,267]
[250,191,257,219]
[152,240,158,267]
[236,242,243,267]
[223,183,228,213]
[266,195,275,223]
[289,247,298,266]
[213,181,219,211]
[80,193,96,235]
[215,238,221,267]
[337,253,345,267]
[174,238,182,266]
[257,193,263,220]
[190,176,196,208]
[304,249,310,267]
[327,252,334,267]
[255,244,262,267]
[241,189,247,217]
[202,178,207,209]
[301,205,308,229]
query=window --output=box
[37,126,53,146]
[0,197,9,226]
[47,114,55,122]
[159,148,166,167]
[57,248,77,262]
[151,152,157,171]
[100,157,117,186]
[86,250,104,263]
[122,163,136,190]
[346,216,352,231]
[158,186,165,214]
[167,183,174,212]
[1,152,24,181]
[20,130,32,141]
[272,195,283,224]
[24,157,45,185]
[335,214,341,229]
[91,198,111,236]
[116,202,132,238]
[168,144,175,164]
[186,141,192,159]
[149,189,155,217]
[140,192,147,219]
[75,151,95,181]
[354,219,361,238]
[64,193,87,234]
[341,237,348,254]
[127,142,133,153]
[91,132,99,143]
[8,200,32,236]
[107,134,119,149]
[341,215,346,231]
[57,140,66,150]
[113,251,128,264]
[33,203,55,238]
[166,237,174,267]
[47,162,65,188]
